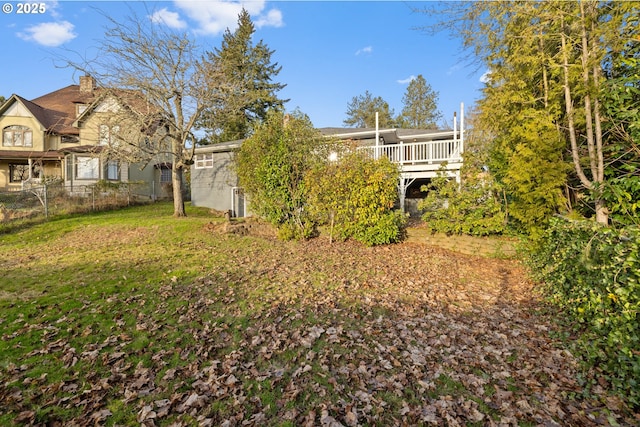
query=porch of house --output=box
[358,137,464,215]
[326,104,465,215]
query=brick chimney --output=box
[79,75,96,93]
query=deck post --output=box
[399,178,405,213]
[375,112,379,160]
[460,102,465,157]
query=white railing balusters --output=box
[357,139,462,166]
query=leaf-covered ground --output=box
[1,212,637,426]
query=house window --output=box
[9,162,40,182]
[106,160,119,180]
[76,156,100,179]
[195,153,214,169]
[61,135,79,143]
[160,167,172,183]
[99,124,120,146]
[9,163,28,182]
[3,125,33,147]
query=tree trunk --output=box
[595,199,608,225]
[560,15,608,225]
[172,165,186,217]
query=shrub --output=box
[527,217,640,407]
[306,150,407,246]
[418,171,506,236]
[235,111,325,240]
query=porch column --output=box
[28,158,33,180]
[399,177,406,213]
[460,102,465,156]
[398,176,416,214]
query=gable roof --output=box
[29,84,97,135]
[0,95,47,130]
[72,88,159,129]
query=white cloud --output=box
[18,21,76,46]
[397,75,416,84]
[173,0,283,35]
[355,46,373,56]
[255,9,283,29]
[479,69,492,83]
[446,64,461,76]
[44,0,62,19]
[150,8,187,29]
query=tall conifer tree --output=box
[343,90,395,128]
[200,9,287,143]
[420,1,638,226]
[397,75,442,129]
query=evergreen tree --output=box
[343,90,395,128]
[200,9,287,144]
[422,1,638,226]
[598,2,640,225]
[397,74,442,129]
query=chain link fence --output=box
[0,181,159,223]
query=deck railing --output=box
[358,139,462,166]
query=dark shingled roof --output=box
[28,84,98,135]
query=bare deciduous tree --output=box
[67,7,233,217]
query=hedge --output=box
[527,217,640,407]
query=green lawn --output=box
[0,203,635,425]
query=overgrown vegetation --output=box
[527,217,640,407]
[418,171,506,237]
[237,111,406,245]
[307,150,407,246]
[235,110,324,240]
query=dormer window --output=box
[77,104,88,116]
[3,125,33,147]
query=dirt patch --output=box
[204,217,277,238]
[56,225,156,250]
[0,205,40,222]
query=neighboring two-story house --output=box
[0,76,172,198]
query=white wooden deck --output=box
[358,138,463,179]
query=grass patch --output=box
[0,203,635,425]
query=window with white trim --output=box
[3,125,33,147]
[76,156,100,179]
[99,124,120,146]
[195,153,214,169]
[106,160,120,180]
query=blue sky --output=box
[0,0,487,128]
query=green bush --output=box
[418,172,506,236]
[235,111,324,240]
[306,150,407,246]
[527,217,640,407]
